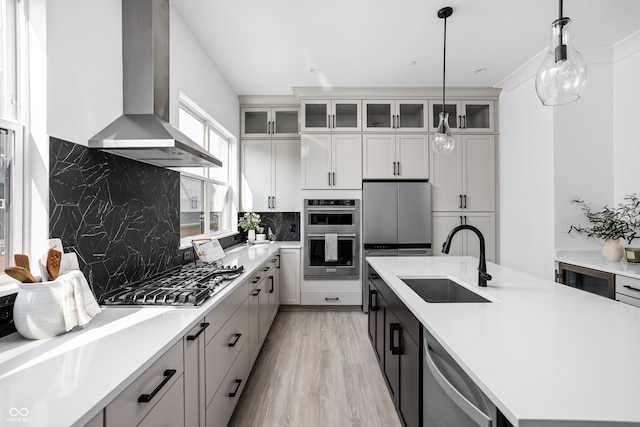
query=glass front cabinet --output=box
[362,100,428,132]
[300,100,361,132]
[428,100,495,133]
[241,107,299,138]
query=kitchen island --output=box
[0,241,298,427]
[367,256,640,427]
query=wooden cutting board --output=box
[5,266,37,283]
[46,249,62,280]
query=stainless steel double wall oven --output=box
[303,199,360,280]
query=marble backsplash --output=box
[49,138,301,301]
[49,137,182,301]
[237,212,300,241]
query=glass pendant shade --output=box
[431,112,456,155]
[535,18,587,106]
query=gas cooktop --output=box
[101,262,244,307]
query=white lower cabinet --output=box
[432,212,495,262]
[85,411,104,427]
[616,275,640,308]
[105,340,184,427]
[184,320,207,427]
[280,248,301,305]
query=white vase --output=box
[602,238,624,262]
[247,229,256,241]
[13,281,67,340]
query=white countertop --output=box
[366,256,640,427]
[556,250,640,279]
[0,241,299,427]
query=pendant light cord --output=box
[441,15,447,114]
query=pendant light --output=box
[432,7,455,155]
[535,0,587,106]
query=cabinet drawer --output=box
[616,275,640,299]
[138,375,185,427]
[204,281,248,345]
[205,340,250,427]
[301,291,361,305]
[106,340,183,426]
[205,299,249,405]
[616,293,640,308]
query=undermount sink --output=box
[400,278,491,303]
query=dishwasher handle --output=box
[424,343,492,427]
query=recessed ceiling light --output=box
[309,68,320,73]
[474,68,488,74]
[409,61,417,66]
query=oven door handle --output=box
[306,207,357,212]
[306,233,357,238]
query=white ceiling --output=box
[172,0,640,95]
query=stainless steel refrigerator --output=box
[362,180,432,311]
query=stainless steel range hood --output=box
[89,0,222,168]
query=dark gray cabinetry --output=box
[367,266,421,427]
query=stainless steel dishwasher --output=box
[423,328,496,426]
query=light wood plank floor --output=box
[228,310,403,427]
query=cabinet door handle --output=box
[252,288,262,296]
[369,289,379,311]
[397,162,400,176]
[272,196,276,209]
[463,194,467,209]
[228,333,242,347]
[392,161,396,176]
[462,115,467,129]
[327,114,331,128]
[138,369,177,403]
[328,172,332,186]
[459,216,463,225]
[332,172,336,186]
[390,323,402,355]
[392,115,396,129]
[458,115,462,128]
[332,114,336,128]
[325,297,339,301]
[459,194,463,209]
[186,322,210,341]
[463,216,467,225]
[228,379,243,398]
[624,285,640,293]
[396,114,400,128]
[269,276,274,293]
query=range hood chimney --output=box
[89,0,222,168]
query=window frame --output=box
[177,100,238,247]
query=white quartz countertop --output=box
[556,250,640,279]
[366,256,640,427]
[0,241,299,427]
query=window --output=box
[178,103,237,242]
[1,0,18,121]
[0,128,13,272]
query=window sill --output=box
[0,280,19,297]
[179,230,240,250]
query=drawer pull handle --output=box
[269,276,275,293]
[252,289,262,296]
[325,297,339,301]
[138,369,176,403]
[390,323,402,355]
[186,322,210,341]
[252,277,261,284]
[624,285,640,293]
[369,289,379,311]
[229,379,243,398]
[228,333,242,347]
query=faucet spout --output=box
[441,224,492,287]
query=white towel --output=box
[324,233,338,262]
[59,270,101,331]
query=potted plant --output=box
[238,212,261,241]
[569,194,640,261]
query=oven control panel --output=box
[305,199,358,207]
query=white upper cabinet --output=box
[241,139,301,211]
[301,134,362,189]
[300,100,361,132]
[362,134,429,180]
[362,100,428,132]
[430,134,495,212]
[428,100,495,133]
[241,107,299,138]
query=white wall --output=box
[498,62,555,279]
[46,1,239,145]
[613,32,640,203]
